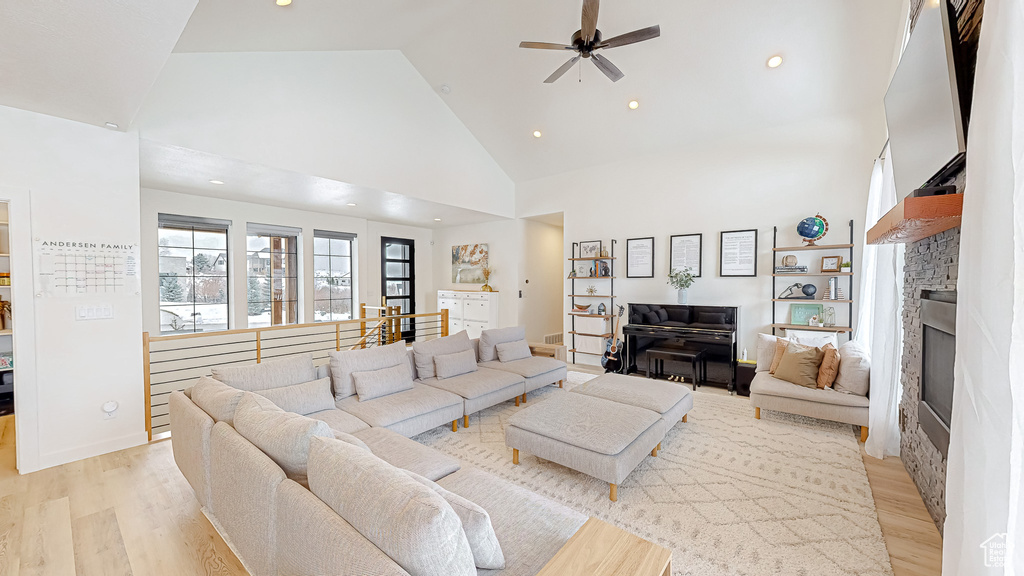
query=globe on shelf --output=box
[797,214,829,246]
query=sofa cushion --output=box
[478,326,526,362]
[656,308,669,323]
[353,427,461,481]
[211,354,317,392]
[336,383,463,429]
[666,307,690,324]
[232,393,332,485]
[643,311,660,325]
[756,333,780,372]
[307,437,477,576]
[419,367,524,401]
[435,349,479,380]
[437,467,586,576]
[817,344,841,389]
[353,363,415,402]
[697,312,726,325]
[750,372,870,408]
[495,339,532,363]
[480,356,565,379]
[255,377,335,415]
[306,408,370,434]
[405,471,505,570]
[414,331,474,379]
[834,340,871,396]
[191,375,244,424]
[329,341,409,400]
[333,429,371,451]
[774,342,825,389]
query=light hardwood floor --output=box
[0,376,942,576]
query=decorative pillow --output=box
[404,470,505,569]
[495,339,532,363]
[255,377,335,415]
[755,334,780,372]
[834,341,871,396]
[817,344,841,389]
[656,308,669,323]
[698,312,727,325]
[307,437,477,576]
[774,343,826,389]
[352,363,414,401]
[434,349,479,380]
[232,392,332,485]
[789,331,840,349]
[333,429,371,451]
[667,307,690,324]
[414,331,474,379]
[211,353,317,392]
[477,327,526,362]
[328,340,409,400]
[643,311,660,325]
[191,375,244,424]
[769,338,791,373]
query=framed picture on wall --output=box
[670,234,702,277]
[626,237,655,278]
[579,240,602,259]
[719,229,758,277]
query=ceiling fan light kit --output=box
[519,0,661,83]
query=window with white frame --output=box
[157,214,231,334]
[313,230,355,322]
[246,223,300,328]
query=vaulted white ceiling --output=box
[172,0,903,182]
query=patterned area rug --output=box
[415,371,893,576]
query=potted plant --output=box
[667,268,696,305]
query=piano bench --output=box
[646,348,707,390]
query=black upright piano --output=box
[623,304,739,392]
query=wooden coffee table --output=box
[537,517,672,576]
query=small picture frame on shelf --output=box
[821,256,842,273]
[580,240,602,259]
[572,261,592,278]
[790,303,824,326]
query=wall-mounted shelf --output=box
[569,331,612,338]
[773,243,854,252]
[568,257,616,261]
[568,313,613,319]
[568,349,603,356]
[568,276,616,280]
[773,272,854,277]
[772,299,853,304]
[0,330,10,336]
[568,294,612,298]
[568,240,617,365]
[867,194,963,245]
[772,324,853,333]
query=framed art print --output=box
[719,229,758,277]
[579,240,602,259]
[626,237,654,278]
[670,234,702,277]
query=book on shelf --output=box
[774,266,808,273]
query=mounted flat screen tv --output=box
[885,0,984,198]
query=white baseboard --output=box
[32,430,150,472]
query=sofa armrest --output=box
[169,390,214,509]
[529,342,567,363]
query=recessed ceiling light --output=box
[209,179,225,185]
[767,55,784,69]
[276,0,291,5]
[104,122,118,129]
[434,218,442,222]
[347,202,357,207]
[440,84,451,95]
[533,130,542,138]
[628,100,640,110]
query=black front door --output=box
[381,237,415,342]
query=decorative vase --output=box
[480,284,493,292]
[677,288,688,305]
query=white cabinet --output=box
[438,290,499,339]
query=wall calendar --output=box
[34,239,140,297]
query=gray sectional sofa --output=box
[170,327,577,576]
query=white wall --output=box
[141,188,434,333]
[519,219,564,342]
[517,113,886,365]
[0,104,145,473]
[135,51,515,218]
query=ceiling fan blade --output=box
[544,55,582,83]
[581,0,600,42]
[519,41,575,50]
[591,53,624,82]
[597,25,661,49]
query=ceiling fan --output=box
[519,0,660,83]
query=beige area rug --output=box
[415,371,893,576]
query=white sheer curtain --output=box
[856,147,905,459]
[942,0,1024,573]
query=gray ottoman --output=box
[571,373,693,431]
[506,393,667,501]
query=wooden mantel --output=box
[867,194,964,245]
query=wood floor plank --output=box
[0,494,24,576]
[19,497,75,576]
[71,508,133,576]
